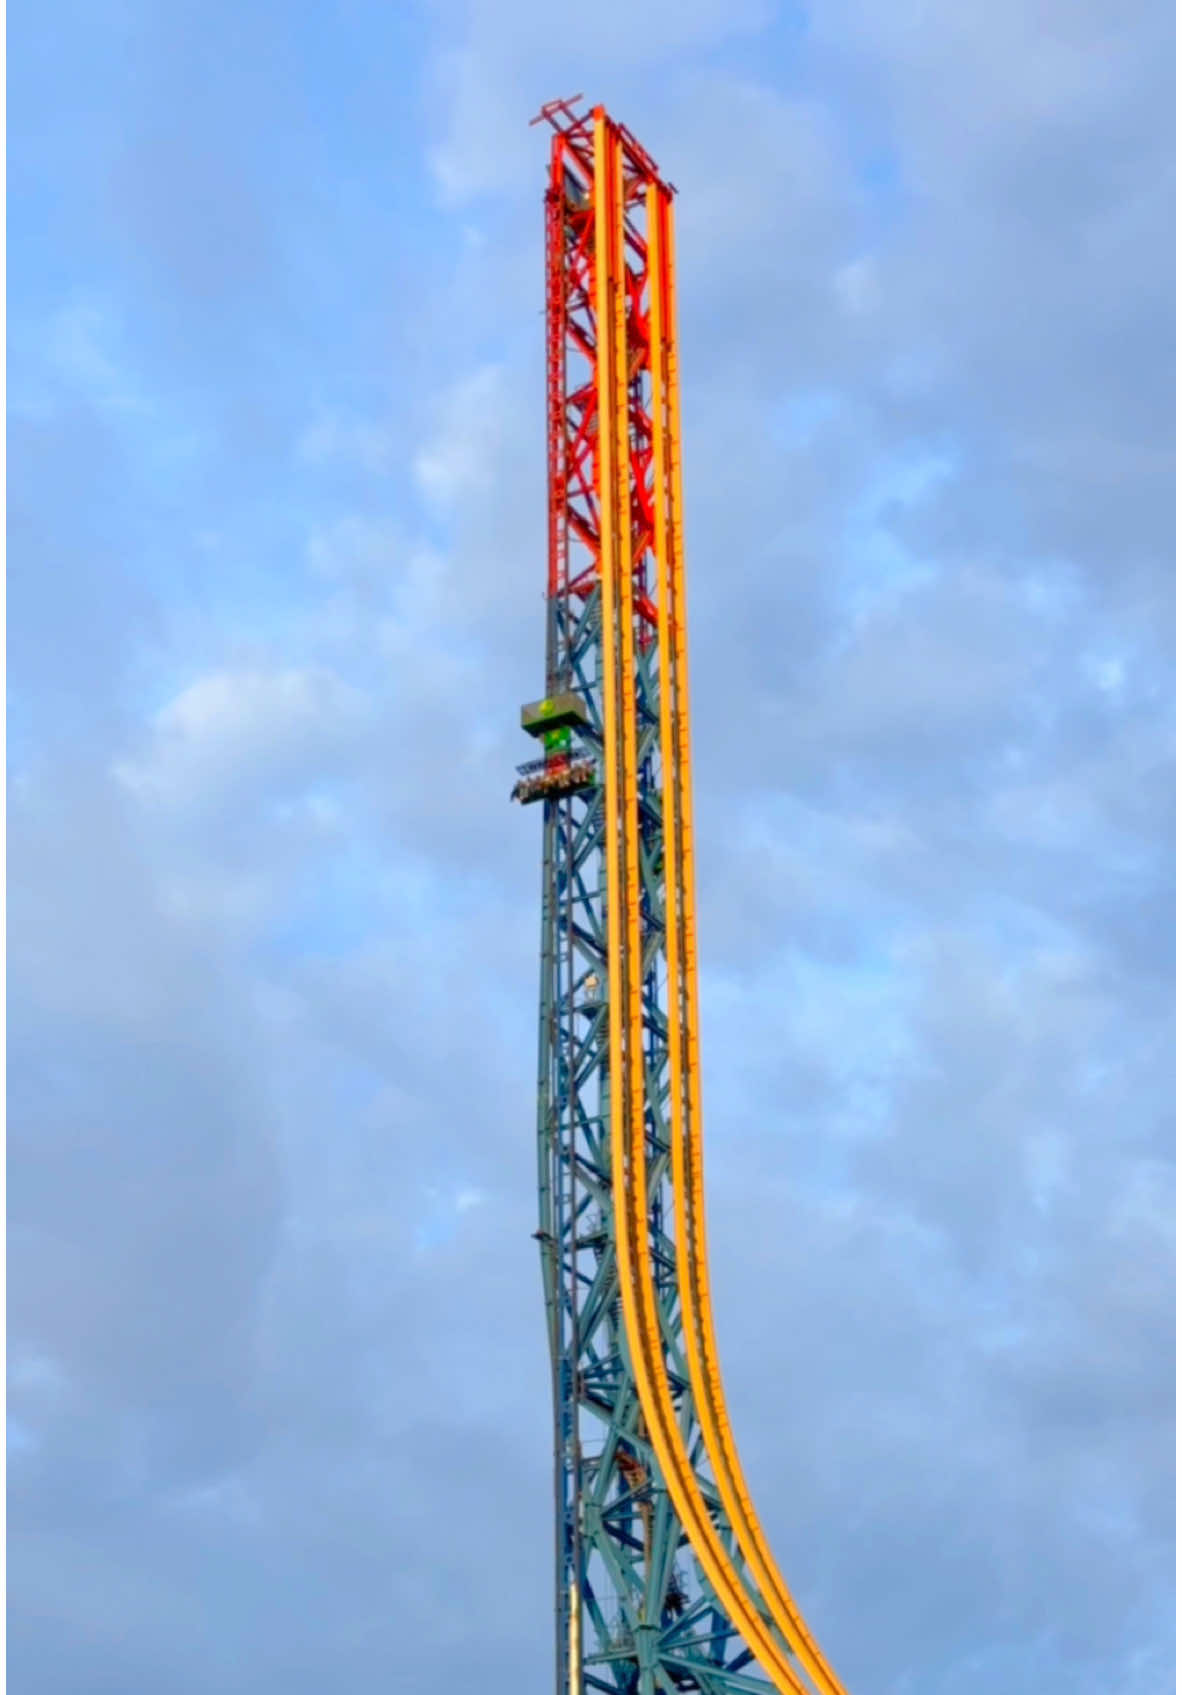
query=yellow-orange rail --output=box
[592,108,850,1695]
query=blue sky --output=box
[8,1,1174,1692]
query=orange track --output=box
[592,108,850,1695]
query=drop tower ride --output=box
[515,98,851,1695]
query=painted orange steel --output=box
[592,110,817,1695]
[540,94,851,1694]
[650,186,851,1695]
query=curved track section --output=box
[595,124,813,1692]
[528,97,851,1695]
[648,189,849,1695]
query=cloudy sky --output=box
[7,1,1174,1691]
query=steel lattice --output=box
[521,99,851,1695]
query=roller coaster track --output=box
[522,100,850,1695]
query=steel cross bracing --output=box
[523,100,851,1695]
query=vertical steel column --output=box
[525,98,851,1695]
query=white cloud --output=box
[834,255,880,316]
[412,363,508,507]
[114,668,367,812]
[8,301,149,420]
[296,410,393,474]
[305,514,402,584]
[48,304,146,410]
[8,1,1170,1689]
[426,0,773,203]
